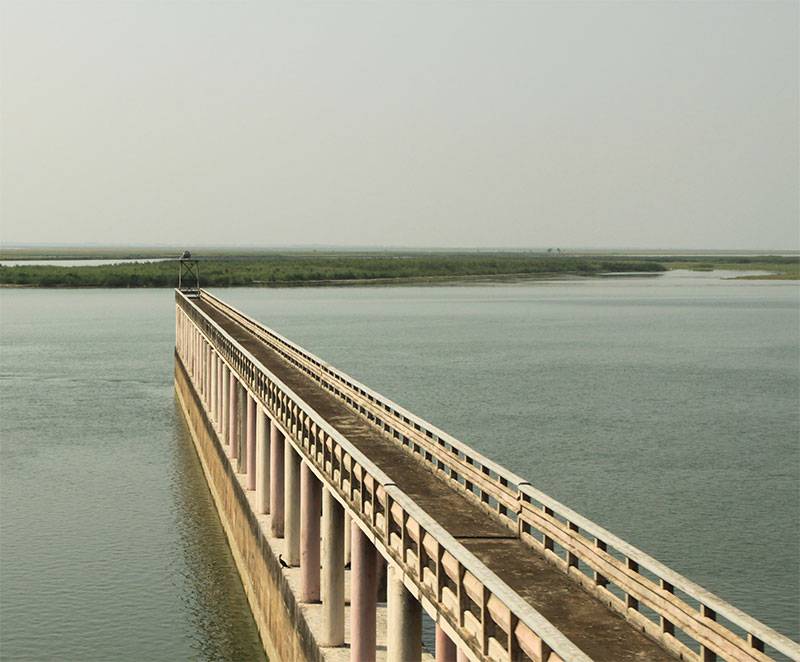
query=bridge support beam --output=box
[321,486,344,645]
[228,373,238,459]
[436,624,457,662]
[255,408,270,514]
[300,462,321,602]
[284,441,301,565]
[351,523,377,662]
[246,395,256,491]
[387,565,421,662]
[270,423,285,537]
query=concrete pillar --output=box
[210,352,217,424]
[350,523,377,662]
[344,513,351,566]
[300,462,322,602]
[228,374,238,459]
[387,565,422,662]
[246,394,256,490]
[436,624,457,662]
[255,408,270,514]
[456,650,469,662]
[284,441,301,566]
[321,487,344,646]
[270,422,285,538]
[215,356,222,427]
[237,383,247,472]
[221,364,230,446]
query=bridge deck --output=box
[197,298,673,662]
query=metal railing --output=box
[184,290,800,662]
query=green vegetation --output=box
[635,255,799,280]
[0,253,666,288]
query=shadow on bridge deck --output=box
[197,299,673,662]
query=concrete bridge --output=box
[173,289,798,662]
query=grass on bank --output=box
[646,256,799,280]
[0,253,666,288]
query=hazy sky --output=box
[1,1,797,250]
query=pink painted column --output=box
[300,462,321,602]
[246,394,256,490]
[350,523,377,662]
[270,422,285,537]
[228,375,238,459]
[436,625,457,662]
[456,650,468,662]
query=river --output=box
[1,270,797,660]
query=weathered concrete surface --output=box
[196,299,674,662]
[176,353,435,662]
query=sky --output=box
[0,1,798,250]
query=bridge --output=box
[173,288,799,662]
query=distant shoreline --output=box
[0,251,796,287]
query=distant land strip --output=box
[0,253,797,287]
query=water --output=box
[0,258,172,267]
[1,271,798,659]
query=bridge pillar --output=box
[284,441,301,565]
[246,395,256,491]
[350,523,377,662]
[216,356,222,428]
[255,408,270,514]
[387,565,421,662]
[221,363,229,447]
[210,351,217,423]
[228,373,238,459]
[435,624,457,662]
[300,462,321,602]
[270,422,285,537]
[321,486,344,645]
[344,513,351,566]
[237,384,247,473]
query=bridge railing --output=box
[177,291,590,662]
[200,290,525,530]
[194,290,800,662]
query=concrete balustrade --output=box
[321,487,344,645]
[300,462,321,602]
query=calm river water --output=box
[1,271,798,660]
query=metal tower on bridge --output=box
[178,250,200,297]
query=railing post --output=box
[321,486,345,646]
[387,565,421,662]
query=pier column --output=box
[321,487,344,645]
[436,625,457,662]
[255,408,270,514]
[216,356,222,427]
[228,373,238,459]
[210,352,217,424]
[344,514,351,566]
[300,462,321,602]
[270,422,285,537]
[351,524,377,662]
[237,383,247,472]
[284,441,301,565]
[387,565,422,662]
[246,395,256,490]
[221,364,230,447]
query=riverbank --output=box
[0,253,666,288]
